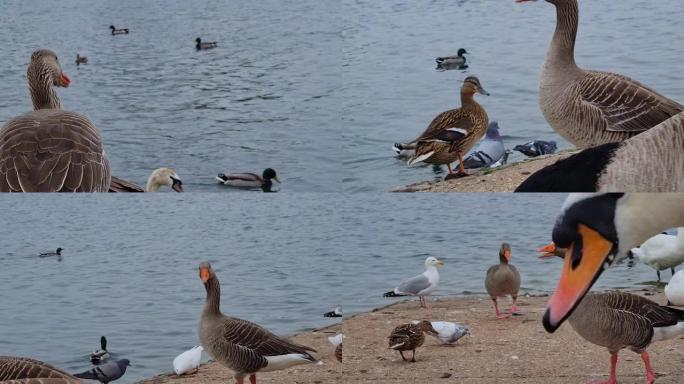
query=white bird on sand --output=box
[412,321,470,345]
[630,229,684,281]
[666,270,684,306]
[173,346,203,376]
[328,334,343,362]
[383,256,444,309]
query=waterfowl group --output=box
[195,38,217,50]
[387,321,437,362]
[384,256,444,309]
[109,25,129,35]
[197,261,317,384]
[435,48,468,70]
[0,50,111,192]
[216,168,279,192]
[484,243,521,319]
[406,77,490,178]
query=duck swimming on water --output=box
[195,38,217,50]
[216,168,280,192]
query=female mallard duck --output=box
[195,38,217,50]
[197,262,317,384]
[75,54,88,66]
[109,168,183,192]
[387,321,437,363]
[109,25,129,35]
[407,76,490,179]
[435,48,468,70]
[485,243,521,319]
[216,168,279,192]
[0,49,111,192]
[517,0,683,148]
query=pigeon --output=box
[513,140,557,157]
[459,121,506,169]
[413,321,470,345]
[323,306,342,318]
[74,359,130,384]
[90,336,109,365]
[173,346,203,376]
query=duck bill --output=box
[273,176,281,184]
[478,86,490,96]
[543,224,613,333]
[60,73,71,87]
[537,243,556,259]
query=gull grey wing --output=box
[396,274,430,295]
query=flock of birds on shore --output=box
[0,26,280,193]
[394,0,683,192]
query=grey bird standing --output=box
[460,121,506,169]
[73,359,130,384]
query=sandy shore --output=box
[392,150,578,192]
[343,290,684,383]
[136,323,342,384]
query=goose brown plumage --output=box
[0,49,111,192]
[387,321,437,363]
[517,0,683,148]
[0,356,79,382]
[197,262,317,384]
[484,243,521,319]
[407,76,489,178]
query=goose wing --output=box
[0,110,111,192]
[109,176,144,192]
[580,70,684,133]
[219,317,316,358]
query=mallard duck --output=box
[90,336,110,365]
[109,25,129,35]
[485,243,521,319]
[407,76,490,179]
[383,256,444,310]
[387,321,437,362]
[517,0,683,148]
[75,54,88,66]
[435,48,468,70]
[195,38,217,50]
[216,168,279,192]
[39,247,63,257]
[0,49,111,192]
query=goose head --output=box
[28,49,70,110]
[146,168,183,192]
[499,243,511,263]
[424,256,444,268]
[199,261,215,285]
[457,48,468,57]
[543,193,684,333]
[461,76,489,97]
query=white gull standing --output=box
[383,256,444,309]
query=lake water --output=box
[341,0,684,191]
[0,0,342,192]
[0,194,666,382]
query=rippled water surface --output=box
[342,0,684,191]
[0,0,341,192]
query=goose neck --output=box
[203,277,222,315]
[547,0,579,69]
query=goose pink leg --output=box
[508,296,519,316]
[641,352,656,384]
[590,352,618,384]
[492,298,509,319]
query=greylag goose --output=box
[109,168,183,192]
[109,26,129,35]
[327,334,342,363]
[39,248,62,257]
[216,168,279,192]
[0,356,78,382]
[197,262,317,384]
[512,140,557,157]
[75,54,87,66]
[540,252,684,384]
[435,48,468,70]
[195,38,217,50]
[540,193,684,332]
[73,359,129,384]
[484,243,521,318]
[517,0,683,148]
[0,49,111,192]
[173,346,203,376]
[383,256,444,310]
[387,321,437,362]
[414,321,470,345]
[515,112,684,192]
[90,336,109,365]
[630,230,684,281]
[406,76,490,178]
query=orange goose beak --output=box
[199,266,211,283]
[543,224,614,333]
[60,73,71,87]
[537,243,557,259]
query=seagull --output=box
[323,306,342,318]
[90,336,109,365]
[629,229,684,281]
[328,334,343,362]
[173,346,203,376]
[74,359,130,384]
[383,256,444,309]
